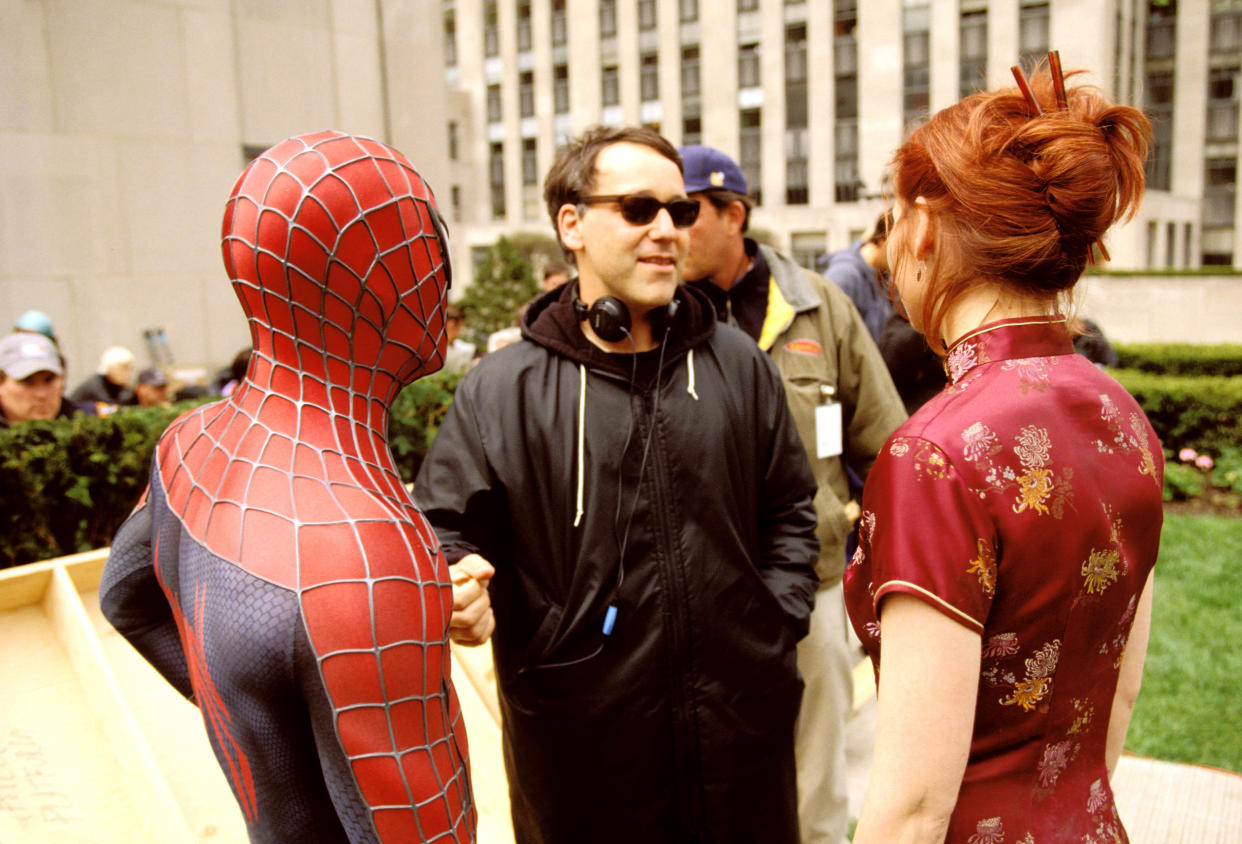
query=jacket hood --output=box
[521,281,717,383]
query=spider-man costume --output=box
[100,130,475,843]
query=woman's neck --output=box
[941,284,1055,349]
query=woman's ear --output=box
[558,204,584,253]
[913,196,936,260]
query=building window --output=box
[738,0,758,11]
[1019,1,1050,67]
[443,5,457,67]
[602,65,620,107]
[554,64,570,114]
[1204,158,1237,227]
[487,84,502,124]
[519,71,535,118]
[522,138,538,186]
[791,231,826,270]
[683,116,702,146]
[490,142,506,219]
[1211,2,1242,55]
[786,128,809,205]
[681,46,701,98]
[639,0,657,30]
[1145,0,1176,60]
[600,0,618,39]
[641,53,659,102]
[738,42,760,90]
[517,0,532,52]
[680,0,698,23]
[835,119,860,202]
[448,121,459,160]
[1145,71,1174,190]
[903,2,930,131]
[552,0,567,45]
[1207,66,1240,142]
[450,184,461,220]
[959,8,987,98]
[835,0,860,202]
[484,1,499,58]
[740,108,762,205]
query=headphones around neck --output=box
[572,286,679,343]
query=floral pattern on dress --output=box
[968,538,998,596]
[1037,739,1079,787]
[982,632,1020,658]
[961,423,1074,517]
[1096,394,1160,487]
[947,340,980,383]
[967,816,1005,844]
[1081,505,1129,596]
[1067,698,1095,736]
[888,437,954,482]
[1000,639,1061,711]
[1002,356,1056,393]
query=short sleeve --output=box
[861,436,996,633]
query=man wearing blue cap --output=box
[679,144,906,843]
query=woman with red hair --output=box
[845,58,1163,842]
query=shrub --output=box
[0,371,464,569]
[1114,343,1242,377]
[0,402,200,568]
[1111,369,1242,458]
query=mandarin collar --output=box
[943,316,1074,384]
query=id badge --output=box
[816,401,843,459]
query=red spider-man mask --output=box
[221,131,452,394]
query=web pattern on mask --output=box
[149,131,473,842]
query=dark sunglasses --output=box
[579,194,701,228]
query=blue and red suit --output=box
[100,131,475,843]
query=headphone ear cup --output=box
[588,296,631,343]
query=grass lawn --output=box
[1124,511,1242,773]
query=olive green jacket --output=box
[756,242,908,584]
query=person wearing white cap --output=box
[0,332,92,426]
[70,346,136,406]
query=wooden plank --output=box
[43,565,194,842]
[0,564,54,614]
[451,644,514,843]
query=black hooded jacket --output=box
[415,282,819,843]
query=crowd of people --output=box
[70,55,1164,844]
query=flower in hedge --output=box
[1195,454,1215,470]
[1178,447,1198,463]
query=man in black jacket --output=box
[415,126,819,843]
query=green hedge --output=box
[1112,369,1242,458]
[3,355,1237,567]
[1114,343,1242,377]
[0,371,463,569]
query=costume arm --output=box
[853,593,980,844]
[1107,569,1155,777]
[756,352,821,637]
[98,492,194,699]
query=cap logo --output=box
[20,342,45,358]
[710,171,725,187]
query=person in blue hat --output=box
[13,309,57,342]
[678,143,906,844]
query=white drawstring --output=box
[574,363,586,527]
[686,349,699,400]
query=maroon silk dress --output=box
[844,317,1164,843]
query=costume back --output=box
[101,131,475,843]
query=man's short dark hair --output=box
[698,189,754,234]
[543,260,569,280]
[543,126,684,258]
[867,208,894,246]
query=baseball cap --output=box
[0,332,63,379]
[678,145,749,195]
[14,310,56,340]
[137,366,169,387]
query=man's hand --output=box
[449,554,495,646]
